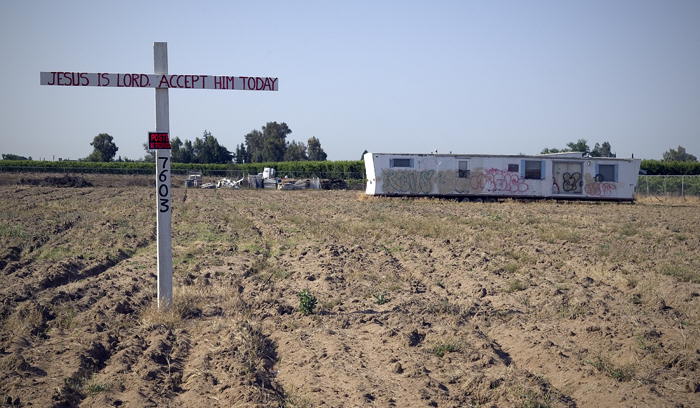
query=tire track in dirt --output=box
[1,187,158,406]
[39,241,150,290]
[1,247,158,407]
[2,186,149,282]
[1,187,126,273]
[0,236,152,324]
[1,216,81,278]
[97,327,192,406]
[170,319,285,407]
[0,247,21,272]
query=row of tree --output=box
[233,122,327,163]
[541,139,616,157]
[164,130,233,164]
[4,134,697,164]
[540,139,697,162]
[145,122,327,164]
[661,145,697,162]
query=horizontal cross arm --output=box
[40,72,278,91]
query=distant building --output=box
[364,152,641,201]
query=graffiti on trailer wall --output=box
[382,168,531,195]
[562,172,582,192]
[470,168,529,193]
[436,171,471,194]
[584,182,616,196]
[583,174,617,196]
[381,165,622,197]
[382,169,435,194]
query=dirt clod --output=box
[407,330,425,347]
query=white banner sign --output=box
[40,72,278,91]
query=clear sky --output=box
[1,0,698,161]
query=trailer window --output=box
[390,158,413,168]
[597,164,617,182]
[508,164,519,173]
[524,160,542,179]
[458,160,469,178]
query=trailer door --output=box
[552,162,583,194]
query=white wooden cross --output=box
[40,42,279,308]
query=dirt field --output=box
[1,183,699,407]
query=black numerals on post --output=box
[157,157,170,213]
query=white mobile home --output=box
[364,152,641,201]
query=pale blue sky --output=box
[1,0,698,160]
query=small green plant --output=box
[374,293,389,305]
[431,342,460,357]
[297,290,318,315]
[84,381,111,395]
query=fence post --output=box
[681,175,685,198]
[664,176,667,196]
[645,176,649,195]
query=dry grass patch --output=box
[539,227,581,244]
[505,278,528,293]
[618,223,639,237]
[658,264,699,283]
[4,302,51,338]
[585,355,636,382]
[140,285,229,329]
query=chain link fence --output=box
[636,175,700,197]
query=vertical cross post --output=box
[154,42,172,308]
[40,43,278,309]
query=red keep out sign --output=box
[149,132,171,149]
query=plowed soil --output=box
[1,184,699,407]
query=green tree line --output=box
[541,139,616,157]
[144,122,327,164]
[0,159,365,178]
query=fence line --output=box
[636,175,700,197]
